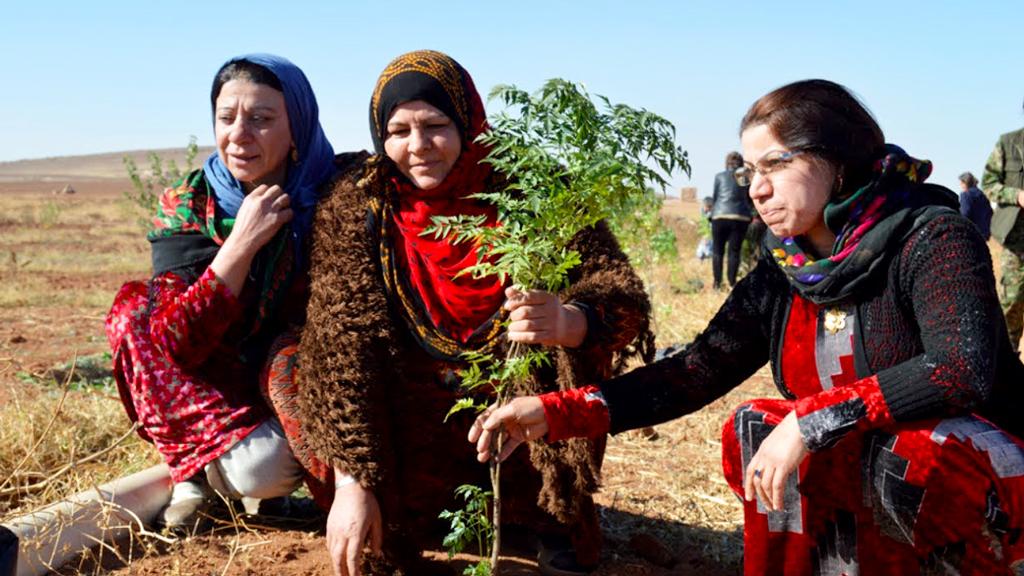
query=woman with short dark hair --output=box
[474,79,1024,574]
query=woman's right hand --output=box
[226,184,293,256]
[210,184,293,295]
[326,483,383,576]
[468,397,548,463]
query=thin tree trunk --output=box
[489,439,502,574]
[489,339,528,575]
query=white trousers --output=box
[203,418,303,500]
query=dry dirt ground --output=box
[0,181,140,373]
[26,154,1010,575]
[1,170,765,575]
[1,172,760,575]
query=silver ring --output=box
[753,468,763,479]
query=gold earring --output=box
[291,147,299,163]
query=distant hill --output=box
[0,147,215,181]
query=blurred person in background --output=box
[982,103,1024,352]
[696,195,714,261]
[710,151,753,289]
[957,171,992,240]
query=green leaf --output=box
[444,397,481,422]
[441,77,689,570]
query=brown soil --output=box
[2,305,113,377]
[57,526,732,576]
[2,170,748,575]
[55,528,686,576]
[0,178,142,377]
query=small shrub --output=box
[123,136,199,231]
[39,201,62,228]
[430,79,688,574]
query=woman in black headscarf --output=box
[299,50,653,575]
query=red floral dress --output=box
[107,269,262,483]
[107,170,332,507]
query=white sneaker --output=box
[157,476,211,530]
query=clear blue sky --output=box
[2,0,1021,195]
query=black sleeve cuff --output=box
[877,363,948,421]
[566,299,611,351]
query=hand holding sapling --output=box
[469,396,549,463]
[433,78,689,575]
[504,287,587,348]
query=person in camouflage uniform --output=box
[981,104,1024,351]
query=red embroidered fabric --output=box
[782,296,895,451]
[259,331,333,510]
[719,295,1024,574]
[146,268,242,367]
[723,399,1024,575]
[106,269,264,483]
[540,385,610,442]
[779,294,820,398]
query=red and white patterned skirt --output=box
[723,398,1024,575]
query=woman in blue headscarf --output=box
[105,54,336,529]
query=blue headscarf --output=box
[203,53,335,258]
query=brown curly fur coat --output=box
[298,153,653,571]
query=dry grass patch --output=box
[0,276,124,310]
[0,182,158,522]
[583,197,762,572]
[12,251,148,276]
[596,365,776,570]
[0,375,159,520]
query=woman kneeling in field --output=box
[474,79,1024,575]
[106,54,338,529]
[297,50,653,576]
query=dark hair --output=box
[210,60,283,110]
[725,151,743,169]
[740,79,884,195]
[959,171,978,188]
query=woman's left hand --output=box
[743,410,809,512]
[468,397,548,463]
[504,287,587,348]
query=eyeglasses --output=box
[741,149,807,178]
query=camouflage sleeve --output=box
[981,140,1021,205]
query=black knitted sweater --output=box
[600,211,1024,440]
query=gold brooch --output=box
[824,308,848,335]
